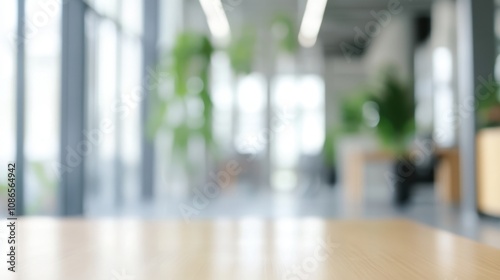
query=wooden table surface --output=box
[1,218,500,279]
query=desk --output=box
[1,218,500,279]
[345,150,394,202]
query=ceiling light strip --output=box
[199,0,231,41]
[298,0,328,48]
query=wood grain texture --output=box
[1,218,500,279]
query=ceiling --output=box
[199,0,435,57]
[319,0,434,56]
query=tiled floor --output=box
[89,182,500,249]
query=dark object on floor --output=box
[393,158,416,205]
[393,155,436,206]
[325,166,337,186]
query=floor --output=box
[88,181,500,249]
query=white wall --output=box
[363,15,413,81]
[324,57,367,129]
[324,12,414,129]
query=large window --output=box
[0,0,63,215]
[0,0,149,216]
[85,0,144,213]
[24,0,62,214]
[0,1,17,214]
[235,73,267,154]
[271,75,325,191]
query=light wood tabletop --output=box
[1,218,500,279]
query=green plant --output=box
[27,161,57,214]
[322,88,373,166]
[370,70,415,155]
[340,90,373,133]
[322,128,340,168]
[0,182,7,195]
[322,70,414,169]
[148,32,215,172]
[227,27,256,75]
[477,79,500,112]
[272,14,299,54]
[321,91,369,169]
[477,80,500,128]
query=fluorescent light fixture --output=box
[199,0,231,43]
[298,0,328,48]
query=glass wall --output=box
[0,0,63,215]
[85,0,144,213]
[23,0,62,214]
[0,0,329,216]
[0,0,17,214]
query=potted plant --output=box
[322,90,373,186]
[370,70,416,205]
[322,129,338,185]
[147,27,269,189]
[477,80,500,128]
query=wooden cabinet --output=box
[477,128,500,217]
[435,148,461,203]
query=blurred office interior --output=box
[1,0,500,248]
